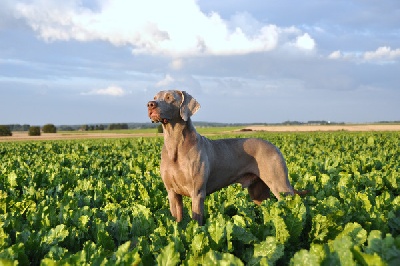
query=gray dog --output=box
[147,90,305,225]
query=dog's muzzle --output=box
[147,101,169,124]
[147,100,157,110]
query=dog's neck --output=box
[162,118,198,160]
[162,118,197,141]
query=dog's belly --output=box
[205,154,261,195]
[204,138,275,195]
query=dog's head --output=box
[147,90,200,124]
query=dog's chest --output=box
[161,160,194,197]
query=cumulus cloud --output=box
[295,33,316,50]
[14,0,313,56]
[156,74,175,87]
[328,46,400,63]
[82,85,126,96]
[363,46,400,61]
[328,50,342,59]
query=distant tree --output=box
[0,125,12,136]
[157,124,163,133]
[42,124,57,133]
[80,125,89,131]
[28,126,41,136]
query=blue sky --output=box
[1,0,399,125]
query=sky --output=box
[1,0,399,125]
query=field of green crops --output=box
[0,131,399,265]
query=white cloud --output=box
[328,46,400,63]
[14,0,312,56]
[82,85,126,96]
[295,33,316,50]
[328,50,342,59]
[363,46,400,61]
[156,74,175,87]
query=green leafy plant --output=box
[0,132,399,265]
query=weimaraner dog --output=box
[147,90,305,225]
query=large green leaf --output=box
[41,224,69,246]
[156,242,180,266]
[250,236,284,265]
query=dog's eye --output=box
[165,94,173,101]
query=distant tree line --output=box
[79,123,129,131]
[79,125,106,131]
[377,121,400,124]
[59,123,158,131]
[3,120,399,136]
[5,124,30,131]
[108,123,129,130]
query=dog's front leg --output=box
[192,189,205,225]
[168,191,183,222]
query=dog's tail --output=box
[294,190,310,196]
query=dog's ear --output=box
[180,91,200,121]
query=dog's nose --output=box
[147,101,157,109]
